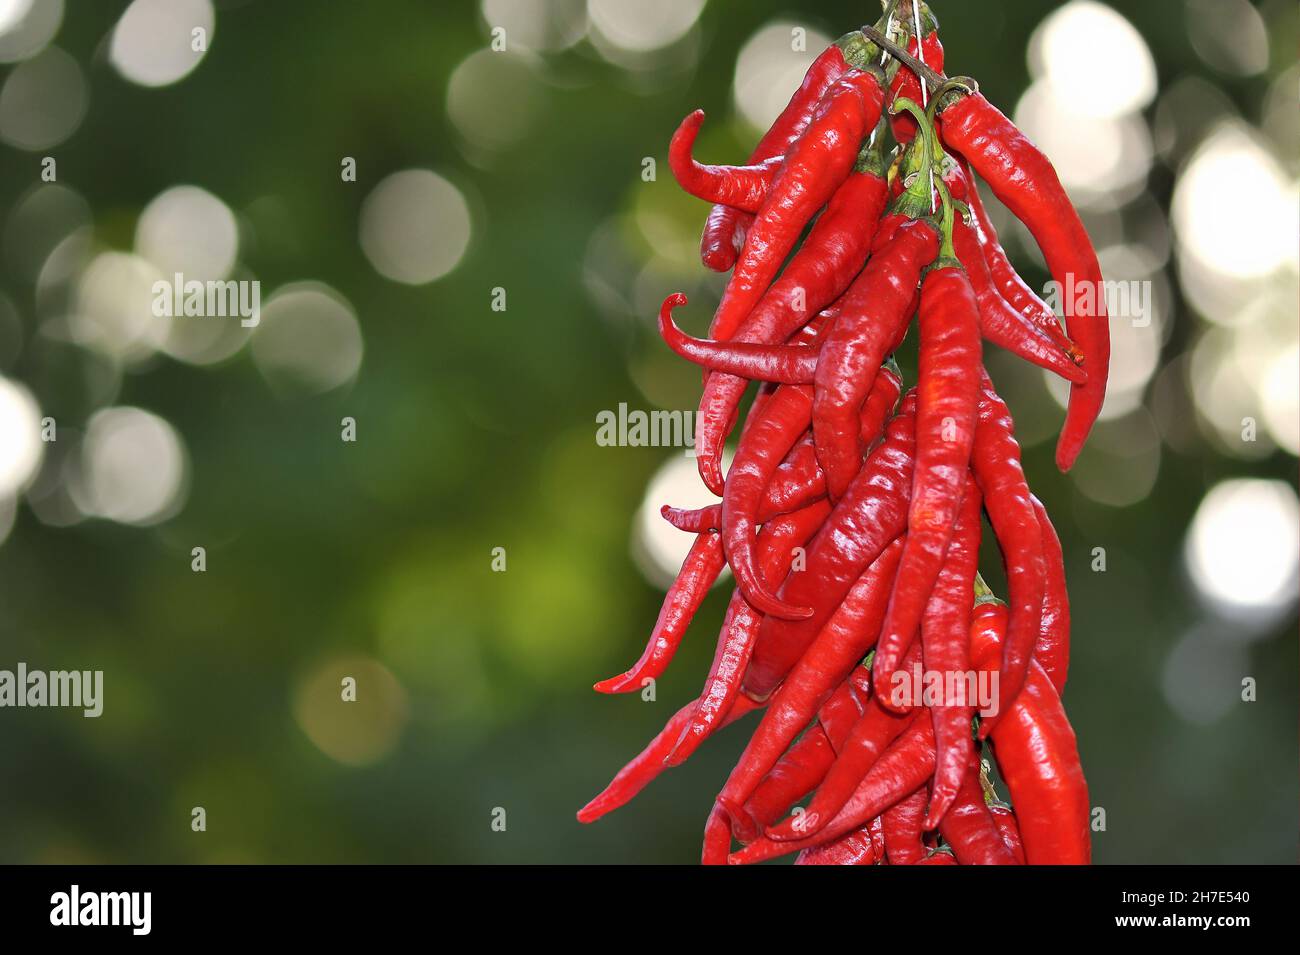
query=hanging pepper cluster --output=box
[580,3,1098,865]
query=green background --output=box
[0,0,1296,863]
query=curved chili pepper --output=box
[882,786,929,864]
[1031,494,1071,696]
[958,156,1081,362]
[701,802,732,865]
[971,373,1046,725]
[989,802,1028,864]
[669,110,780,212]
[593,529,725,694]
[767,663,919,840]
[739,726,833,837]
[576,694,761,824]
[812,215,939,501]
[859,358,903,449]
[919,475,982,829]
[937,752,1019,864]
[695,119,892,493]
[705,67,886,348]
[969,600,1091,864]
[795,823,877,865]
[719,385,819,619]
[872,177,981,705]
[667,500,831,765]
[659,294,820,384]
[711,539,904,814]
[698,31,878,272]
[727,674,864,844]
[742,396,917,700]
[944,163,1087,384]
[936,86,1109,471]
[733,716,936,862]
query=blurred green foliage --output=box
[0,0,1295,864]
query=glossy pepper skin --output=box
[768,660,919,840]
[938,91,1110,471]
[695,123,892,493]
[971,373,1046,724]
[668,500,830,765]
[881,787,929,864]
[698,38,857,272]
[705,67,886,348]
[732,716,937,862]
[592,529,725,694]
[712,539,904,816]
[944,163,1087,384]
[958,156,1081,362]
[970,600,1091,864]
[669,110,780,213]
[938,751,1020,864]
[725,673,866,846]
[794,823,877,865]
[1031,494,1071,696]
[989,802,1028,864]
[716,383,819,619]
[872,260,981,705]
[658,294,822,384]
[742,397,917,700]
[918,475,982,829]
[812,218,939,501]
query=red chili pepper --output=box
[1031,494,1071,696]
[989,802,1027,864]
[694,120,892,493]
[742,396,917,700]
[658,293,821,384]
[937,752,1019,864]
[768,671,918,840]
[667,500,831,765]
[716,384,821,619]
[726,674,864,844]
[733,716,936,862]
[711,539,904,814]
[969,600,1091,864]
[576,694,761,824]
[881,786,929,864]
[859,358,903,448]
[936,87,1109,470]
[865,31,1109,469]
[812,216,939,501]
[919,474,982,829]
[871,174,981,704]
[698,33,872,271]
[917,848,958,864]
[705,67,886,351]
[972,372,1046,725]
[958,155,1082,362]
[943,163,1087,385]
[735,727,835,842]
[669,110,781,212]
[592,529,725,694]
[795,822,877,865]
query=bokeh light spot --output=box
[293,657,409,767]
[110,0,213,88]
[251,282,362,395]
[0,45,86,150]
[73,406,188,526]
[359,169,471,285]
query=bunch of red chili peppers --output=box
[580,3,1099,865]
